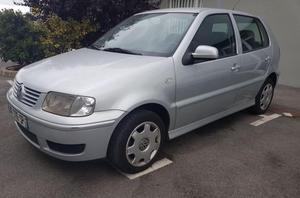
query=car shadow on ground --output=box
[18,109,255,179]
[26,145,119,177]
[162,110,254,159]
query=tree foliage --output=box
[20,0,161,43]
[0,9,96,65]
[0,9,44,66]
[37,15,96,57]
[0,1,160,65]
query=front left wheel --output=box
[108,110,165,173]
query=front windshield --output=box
[92,13,197,57]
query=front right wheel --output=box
[108,110,165,174]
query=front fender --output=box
[113,92,176,130]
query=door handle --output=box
[231,64,241,72]
[265,56,271,64]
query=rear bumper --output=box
[7,88,125,161]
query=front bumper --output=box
[7,88,125,161]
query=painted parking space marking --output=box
[283,112,293,117]
[120,158,173,180]
[7,80,13,86]
[250,113,281,126]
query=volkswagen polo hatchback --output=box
[7,8,280,173]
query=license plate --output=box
[8,105,28,128]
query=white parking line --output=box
[120,158,173,180]
[7,80,13,86]
[283,112,293,117]
[250,113,281,126]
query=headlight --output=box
[42,92,96,117]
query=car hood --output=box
[16,48,171,95]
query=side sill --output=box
[168,101,255,139]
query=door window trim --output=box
[233,14,270,54]
[182,13,238,65]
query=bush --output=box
[0,9,44,66]
[0,10,96,66]
[37,15,96,57]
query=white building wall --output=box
[160,0,300,88]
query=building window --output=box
[169,0,203,8]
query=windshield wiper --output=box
[88,44,101,50]
[103,48,142,55]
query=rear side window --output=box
[188,14,237,58]
[233,15,269,53]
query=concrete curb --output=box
[0,67,17,78]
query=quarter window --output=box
[233,15,269,52]
[188,14,237,59]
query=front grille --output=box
[13,81,41,107]
[17,123,39,145]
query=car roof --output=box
[139,8,254,17]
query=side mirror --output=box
[192,45,219,60]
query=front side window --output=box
[187,14,237,59]
[233,15,270,53]
[92,13,197,57]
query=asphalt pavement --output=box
[1,78,300,198]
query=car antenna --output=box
[232,0,241,10]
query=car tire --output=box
[251,78,275,114]
[108,110,165,174]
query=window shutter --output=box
[169,0,203,8]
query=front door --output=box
[174,13,241,128]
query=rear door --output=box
[174,13,242,128]
[232,15,272,105]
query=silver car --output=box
[7,8,280,173]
